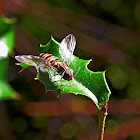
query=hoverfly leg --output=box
[66,61,69,66]
[53,78,64,91]
[51,73,64,91]
[60,77,64,91]
[52,80,57,84]
[65,60,71,66]
[70,80,74,88]
[51,73,59,78]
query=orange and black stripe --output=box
[38,53,74,81]
[39,53,52,61]
[39,53,60,66]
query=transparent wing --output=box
[15,55,46,67]
[59,34,76,65]
[61,34,76,55]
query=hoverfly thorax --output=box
[63,69,75,81]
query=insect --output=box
[38,52,75,81]
[15,34,76,82]
[59,34,76,65]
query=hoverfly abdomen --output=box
[39,53,59,70]
[39,53,52,60]
[39,53,75,81]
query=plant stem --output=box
[97,103,108,140]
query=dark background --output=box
[0,0,140,140]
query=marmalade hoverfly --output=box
[15,34,76,81]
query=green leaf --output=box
[16,36,111,108]
[0,17,20,100]
[0,80,20,100]
[0,17,15,55]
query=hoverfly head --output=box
[63,69,74,81]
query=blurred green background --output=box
[0,0,140,140]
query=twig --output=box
[97,103,108,140]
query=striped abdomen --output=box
[39,53,75,81]
[39,53,62,72]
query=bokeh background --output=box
[0,0,140,140]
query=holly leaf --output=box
[0,17,20,100]
[15,35,111,108]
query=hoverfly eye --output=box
[63,72,70,80]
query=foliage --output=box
[16,35,111,108]
[0,17,19,100]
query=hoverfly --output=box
[15,34,76,82]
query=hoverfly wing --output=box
[15,55,46,68]
[61,34,76,55]
[59,34,76,65]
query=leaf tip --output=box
[89,59,92,62]
[87,59,92,66]
[18,69,23,73]
[104,69,107,73]
[12,93,22,100]
[51,35,54,40]
[15,63,20,66]
[3,17,16,24]
[34,78,38,80]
